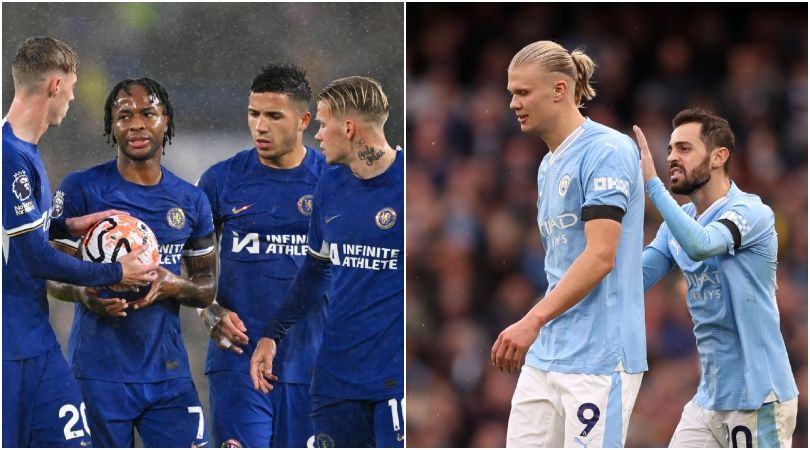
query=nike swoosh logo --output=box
[232,204,253,215]
[325,215,341,223]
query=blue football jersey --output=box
[645,183,799,410]
[197,147,327,383]
[306,148,404,400]
[2,120,120,361]
[526,119,647,375]
[53,160,215,382]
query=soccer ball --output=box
[81,214,160,301]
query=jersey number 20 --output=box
[60,402,90,440]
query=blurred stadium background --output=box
[2,2,403,444]
[406,3,806,447]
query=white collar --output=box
[550,125,584,165]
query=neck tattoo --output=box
[358,145,385,166]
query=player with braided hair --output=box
[46,77,216,447]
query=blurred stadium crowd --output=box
[406,3,806,447]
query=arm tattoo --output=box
[175,233,218,308]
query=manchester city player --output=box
[491,41,646,447]
[250,76,404,447]
[196,64,327,448]
[2,37,157,448]
[46,78,217,447]
[634,109,798,447]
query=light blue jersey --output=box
[526,119,647,375]
[643,181,799,410]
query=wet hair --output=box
[317,76,389,125]
[673,108,735,173]
[509,40,597,108]
[12,37,78,90]
[103,77,175,148]
[250,63,311,110]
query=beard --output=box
[670,154,711,195]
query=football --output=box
[81,214,160,301]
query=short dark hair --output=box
[673,108,735,173]
[12,37,78,89]
[103,78,175,148]
[250,64,311,108]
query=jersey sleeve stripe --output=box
[52,238,80,249]
[182,246,215,257]
[5,214,45,237]
[308,240,331,260]
[308,251,331,261]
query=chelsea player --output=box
[250,76,404,447]
[634,109,798,447]
[491,41,646,447]
[2,37,157,448]
[46,78,217,447]
[196,64,327,448]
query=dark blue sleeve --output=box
[262,253,332,341]
[191,189,215,239]
[16,227,122,286]
[196,166,221,224]
[48,171,86,240]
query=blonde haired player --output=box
[2,37,157,447]
[492,40,646,447]
[250,76,404,447]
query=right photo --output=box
[406,3,807,448]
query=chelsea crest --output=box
[375,207,397,230]
[297,194,313,216]
[167,207,186,230]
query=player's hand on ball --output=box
[250,338,279,394]
[202,304,249,354]
[117,245,159,288]
[633,125,657,183]
[491,316,541,373]
[130,266,179,310]
[79,287,129,318]
[66,209,129,237]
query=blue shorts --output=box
[77,378,209,447]
[209,370,312,447]
[310,394,404,448]
[2,345,93,447]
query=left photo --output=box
[2,3,404,448]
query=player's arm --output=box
[642,247,675,292]
[194,171,250,352]
[491,217,621,372]
[642,223,676,292]
[3,160,157,288]
[9,220,155,287]
[250,251,332,394]
[634,126,737,261]
[195,221,250,354]
[45,240,136,317]
[130,233,218,310]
